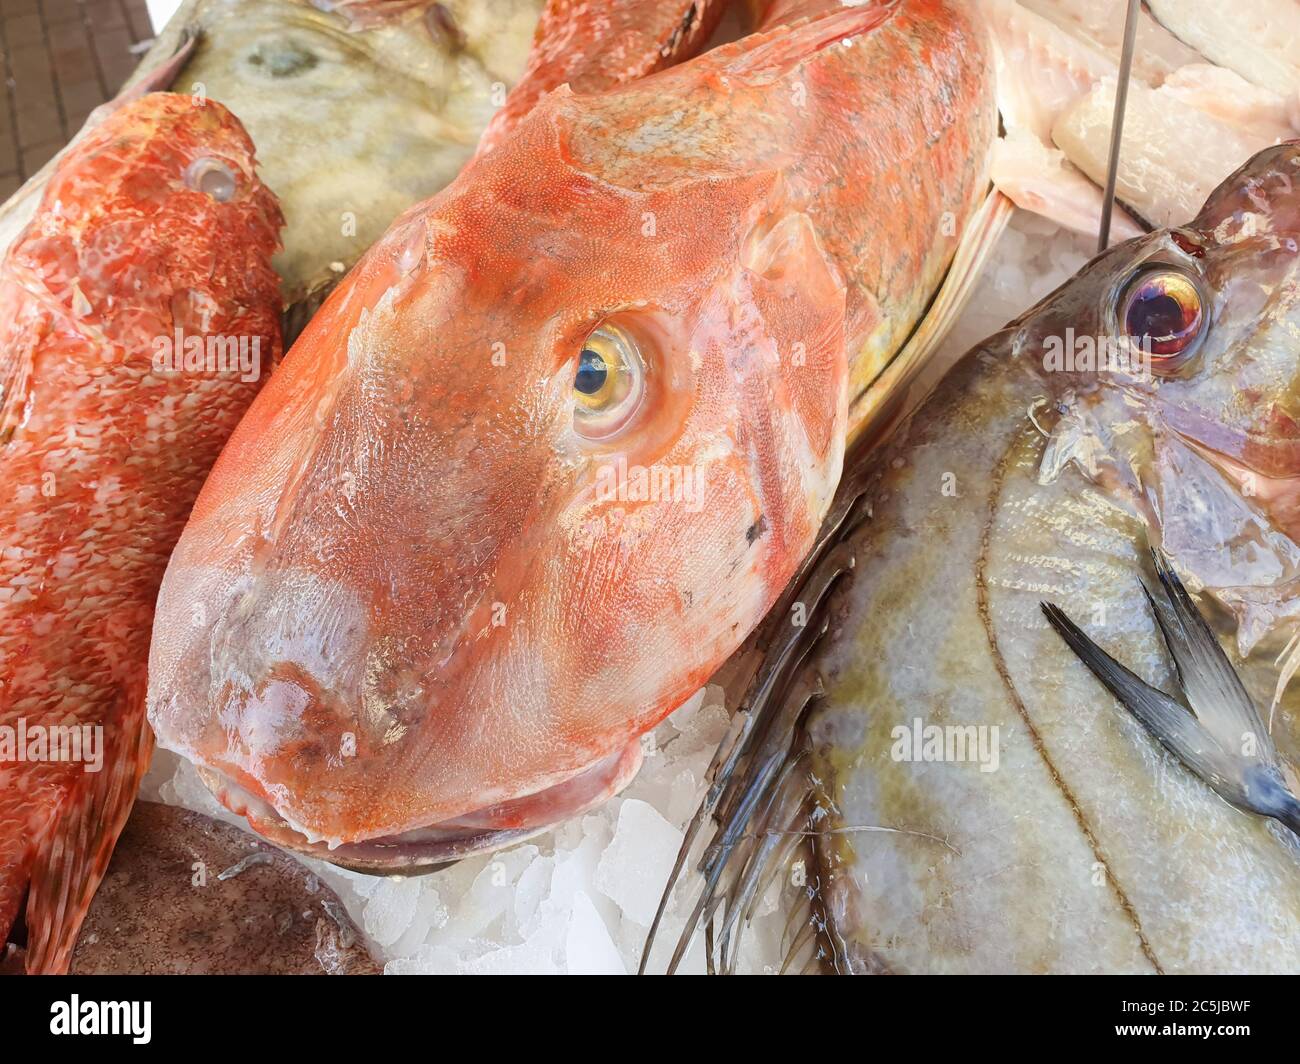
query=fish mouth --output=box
[196,740,644,874]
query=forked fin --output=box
[1041,549,1300,838]
[23,695,154,974]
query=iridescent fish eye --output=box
[572,323,645,440]
[185,157,237,202]
[1120,268,1205,373]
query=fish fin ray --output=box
[23,694,153,974]
[282,280,339,352]
[0,323,37,446]
[1039,601,1238,783]
[641,528,855,974]
[0,814,35,949]
[724,3,896,83]
[477,0,726,154]
[1146,549,1274,761]
[1041,600,1300,835]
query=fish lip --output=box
[195,740,644,874]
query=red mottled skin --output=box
[477,0,730,155]
[147,0,996,865]
[0,94,282,970]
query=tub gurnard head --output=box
[147,80,849,868]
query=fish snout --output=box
[148,547,661,870]
[1195,139,1300,240]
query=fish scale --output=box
[0,94,282,974]
[145,0,1006,867]
[659,141,1300,973]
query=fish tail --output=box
[23,697,153,975]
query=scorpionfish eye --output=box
[185,157,238,202]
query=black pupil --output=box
[575,348,608,395]
[1128,291,1183,341]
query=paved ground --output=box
[0,0,152,196]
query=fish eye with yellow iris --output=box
[1,0,1299,1000]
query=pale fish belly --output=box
[809,350,1300,974]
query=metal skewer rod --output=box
[1098,0,1141,252]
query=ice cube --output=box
[385,944,460,975]
[565,891,627,974]
[362,876,422,948]
[594,799,683,926]
[442,844,538,941]
[514,854,554,936]
[466,924,563,974]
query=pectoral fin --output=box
[1040,601,1239,785]
[1041,564,1300,839]
[1142,549,1274,764]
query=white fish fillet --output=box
[980,0,1115,145]
[1147,0,1300,96]
[1160,63,1300,143]
[1053,77,1280,228]
[991,127,1142,240]
[1019,0,1202,86]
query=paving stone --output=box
[0,0,140,180]
[43,0,85,27]
[17,107,61,150]
[59,77,103,117]
[20,136,60,173]
[0,0,40,17]
[86,0,125,31]
[94,24,134,90]
[123,0,151,40]
[4,12,43,46]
